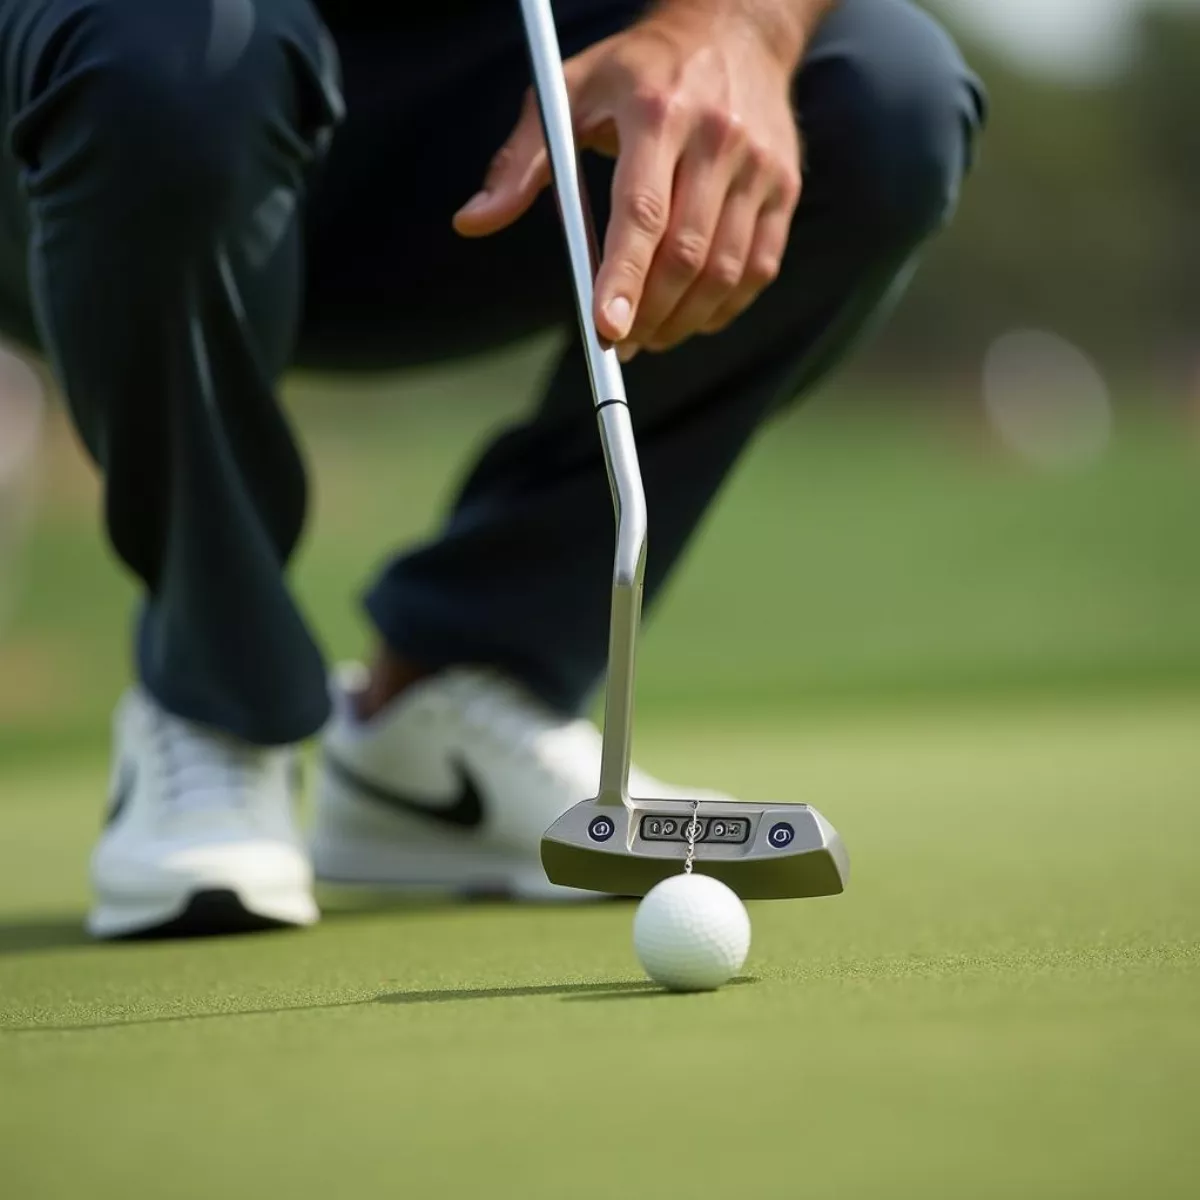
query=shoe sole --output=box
[87,885,319,940]
[311,833,604,903]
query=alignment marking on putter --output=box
[684,798,700,875]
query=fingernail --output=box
[604,296,632,339]
[456,190,491,218]
[617,342,639,364]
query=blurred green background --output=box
[2,3,1199,1198]
[3,354,1200,761]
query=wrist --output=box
[650,0,825,71]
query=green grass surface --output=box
[2,359,1199,1196]
[3,701,1199,1198]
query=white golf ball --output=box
[633,873,751,992]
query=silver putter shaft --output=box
[519,0,849,900]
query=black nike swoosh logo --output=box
[105,762,135,828]
[323,753,485,829]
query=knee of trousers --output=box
[800,4,986,250]
[13,0,341,228]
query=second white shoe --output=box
[88,690,318,939]
[312,665,729,901]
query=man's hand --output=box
[454,2,823,358]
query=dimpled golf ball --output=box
[633,873,751,992]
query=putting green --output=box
[3,697,1197,1199]
[4,379,1200,1193]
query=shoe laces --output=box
[152,708,269,817]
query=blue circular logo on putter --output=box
[588,816,616,842]
[768,821,795,849]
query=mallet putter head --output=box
[541,795,849,900]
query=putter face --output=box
[541,796,849,900]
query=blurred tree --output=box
[1131,2,1200,357]
[854,1,1200,385]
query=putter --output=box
[519,0,849,900]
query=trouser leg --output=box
[0,0,342,743]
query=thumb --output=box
[453,91,549,237]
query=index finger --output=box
[593,100,684,343]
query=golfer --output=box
[0,0,984,937]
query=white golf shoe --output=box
[312,665,728,900]
[87,690,318,939]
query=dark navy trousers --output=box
[0,0,984,744]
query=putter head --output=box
[541,795,849,900]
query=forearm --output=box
[651,0,839,69]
